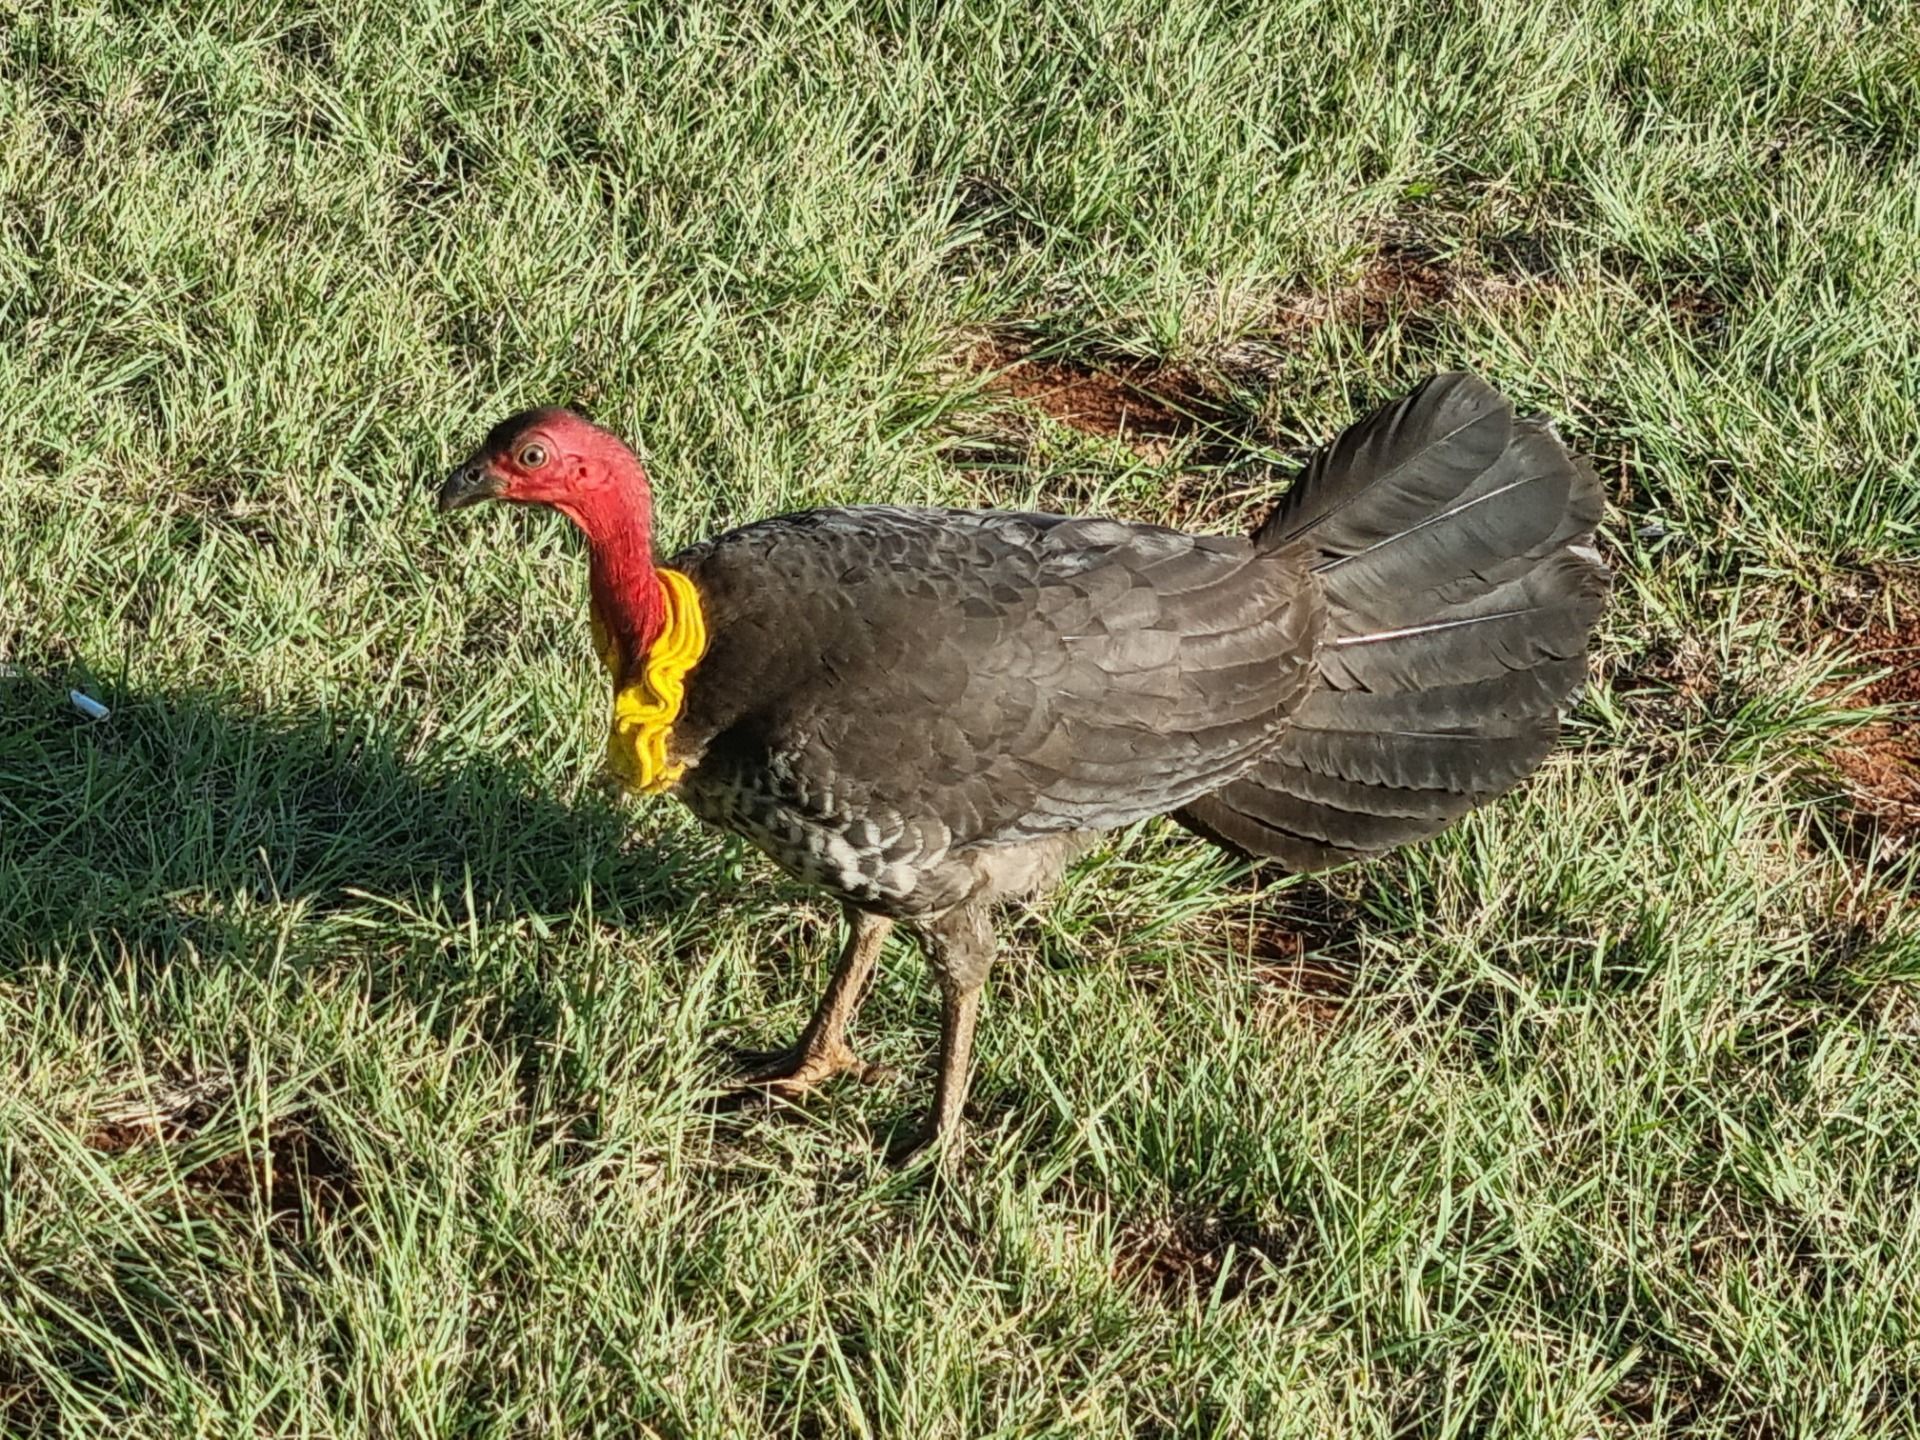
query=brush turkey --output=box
[438,372,1608,1156]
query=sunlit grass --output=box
[2,1,1918,1435]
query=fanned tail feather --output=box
[1178,372,1608,870]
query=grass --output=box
[3,0,1919,1434]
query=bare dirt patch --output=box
[0,1369,54,1436]
[84,1072,357,1237]
[1114,1211,1296,1303]
[1195,875,1364,1028]
[1663,285,1729,338]
[1219,913,1353,1028]
[1272,242,1550,339]
[1275,244,1451,334]
[1827,576,1920,847]
[969,340,1225,465]
[960,243,1555,514]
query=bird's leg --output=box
[892,900,994,1161]
[740,906,892,1096]
[921,977,982,1150]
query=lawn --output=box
[3,0,1920,1434]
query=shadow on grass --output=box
[0,672,1028,1167]
[0,673,692,1031]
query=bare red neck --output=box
[556,467,663,671]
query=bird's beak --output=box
[437,460,507,513]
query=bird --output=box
[438,371,1608,1158]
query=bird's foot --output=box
[735,1038,892,1100]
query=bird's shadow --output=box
[0,671,696,1046]
[2,669,971,1177]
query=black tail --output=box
[1178,372,1609,871]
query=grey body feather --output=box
[663,372,1607,914]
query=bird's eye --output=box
[518,443,548,469]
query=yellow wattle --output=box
[594,567,708,794]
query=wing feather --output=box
[671,506,1323,850]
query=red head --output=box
[439,407,666,660]
[438,407,652,542]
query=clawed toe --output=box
[735,1041,887,1099]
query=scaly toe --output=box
[737,1041,872,1098]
